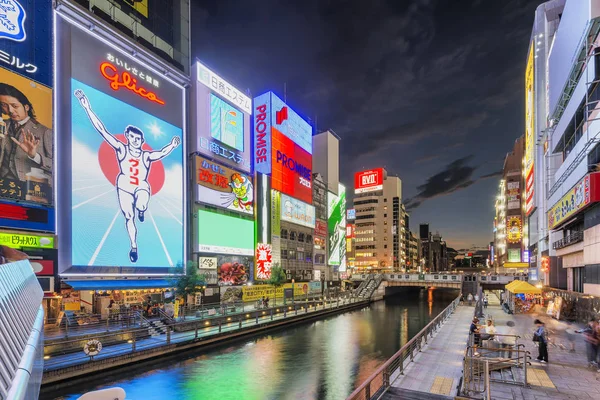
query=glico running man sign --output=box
[55,15,185,273]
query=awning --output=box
[505,280,521,290]
[508,281,541,294]
[63,279,175,291]
[503,263,529,268]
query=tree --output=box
[170,261,206,305]
[266,263,287,307]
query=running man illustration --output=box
[74,89,181,263]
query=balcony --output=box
[553,231,584,250]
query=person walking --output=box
[534,319,548,363]
[578,318,599,367]
[467,293,474,306]
[483,295,489,309]
[470,317,481,356]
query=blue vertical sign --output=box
[0,0,53,86]
[253,92,272,175]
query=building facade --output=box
[353,168,403,272]
[494,137,528,271]
[419,224,449,272]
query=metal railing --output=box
[43,294,363,372]
[346,295,462,400]
[461,343,530,398]
[552,230,584,250]
[44,309,147,340]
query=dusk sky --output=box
[191,0,540,249]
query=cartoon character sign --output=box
[227,173,253,211]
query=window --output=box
[384,221,388,225]
[384,237,387,241]
[384,244,388,249]
[384,214,387,218]
[384,229,387,233]
[298,233,305,242]
[290,231,297,241]
[288,249,296,259]
[306,254,313,263]
[384,198,387,202]
[306,235,313,243]
[297,251,304,261]
[282,249,288,259]
[281,229,288,239]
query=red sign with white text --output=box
[255,243,272,280]
[355,168,384,194]
[271,128,312,204]
[315,219,327,238]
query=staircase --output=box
[147,320,168,337]
[356,274,383,299]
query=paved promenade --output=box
[388,304,474,397]
[483,294,600,400]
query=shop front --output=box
[505,280,542,314]
[60,279,177,320]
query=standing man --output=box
[0,83,53,188]
[75,89,180,263]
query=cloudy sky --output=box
[191,0,539,249]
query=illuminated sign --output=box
[270,94,312,154]
[508,249,521,263]
[193,62,251,172]
[507,216,522,243]
[118,0,149,18]
[197,209,254,256]
[0,202,54,232]
[548,173,600,230]
[199,254,252,286]
[355,168,384,194]
[347,208,356,220]
[194,155,253,215]
[254,93,272,174]
[315,219,327,238]
[253,91,313,176]
[280,193,315,228]
[100,61,165,105]
[0,232,53,249]
[507,181,520,210]
[271,128,312,204]
[255,243,272,280]
[346,224,355,239]
[0,0,51,85]
[60,19,185,272]
[541,256,550,272]
[525,43,535,216]
[196,61,251,114]
[523,250,530,264]
[328,184,346,269]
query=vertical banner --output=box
[271,189,281,268]
[0,0,54,232]
[525,43,535,215]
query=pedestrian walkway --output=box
[388,304,474,397]
[482,293,600,400]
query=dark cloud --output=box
[405,157,502,210]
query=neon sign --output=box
[100,62,165,105]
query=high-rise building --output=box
[420,229,448,272]
[494,137,527,272]
[353,168,402,271]
[525,0,564,287]
[536,0,600,293]
[313,130,344,280]
[312,173,328,280]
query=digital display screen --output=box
[280,193,315,228]
[0,202,53,231]
[271,128,312,204]
[210,94,244,152]
[328,184,346,269]
[197,209,254,256]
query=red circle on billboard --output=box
[98,134,165,195]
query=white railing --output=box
[0,260,44,400]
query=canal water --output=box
[42,288,458,400]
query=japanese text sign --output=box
[255,243,272,280]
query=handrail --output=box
[346,294,462,400]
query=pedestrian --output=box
[483,295,489,309]
[470,317,481,356]
[467,293,474,306]
[565,321,577,353]
[578,318,598,367]
[534,319,548,363]
[496,321,517,359]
